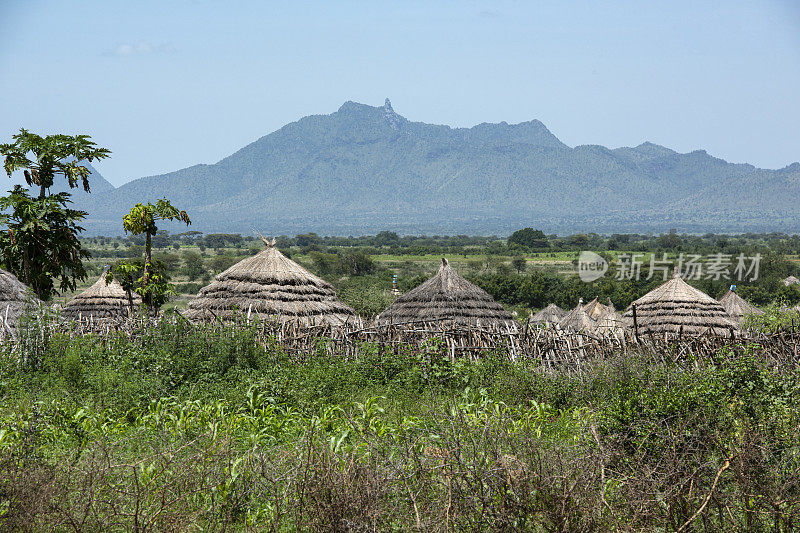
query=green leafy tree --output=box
[1,129,111,198]
[0,187,90,299]
[106,259,174,313]
[0,130,110,299]
[122,199,190,309]
[182,251,205,281]
[508,228,548,249]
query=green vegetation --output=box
[120,199,191,310]
[0,130,110,299]
[1,317,799,529]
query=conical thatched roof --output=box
[530,303,567,324]
[62,271,142,320]
[0,268,41,329]
[375,258,516,329]
[623,274,736,336]
[558,299,596,332]
[595,306,628,334]
[185,237,357,326]
[583,297,610,321]
[783,276,800,287]
[718,289,764,325]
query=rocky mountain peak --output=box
[382,98,403,130]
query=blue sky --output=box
[1,1,798,186]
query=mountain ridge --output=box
[72,100,799,236]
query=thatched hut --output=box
[62,270,142,321]
[185,237,358,326]
[583,297,610,321]
[530,303,567,325]
[375,258,517,329]
[0,268,41,332]
[558,299,596,333]
[623,273,736,336]
[594,302,628,335]
[718,287,764,325]
[783,276,800,287]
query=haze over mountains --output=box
[67,100,799,236]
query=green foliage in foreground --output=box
[1,319,799,529]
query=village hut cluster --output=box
[530,274,768,338]
[4,236,794,343]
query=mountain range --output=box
[67,99,799,236]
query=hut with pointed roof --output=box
[0,268,41,332]
[623,273,736,336]
[185,237,358,326]
[583,297,610,321]
[594,302,629,335]
[375,258,517,329]
[558,298,596,333]
[718,287,764,326]
[62,270,142,321]
[783,276,800,287]
[530,303,567,325]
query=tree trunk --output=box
[143,231,152,311]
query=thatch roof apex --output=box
[583,297,610,320]
[257,233,278,248]
[631,275,719,307]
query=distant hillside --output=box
[74,100,799,236]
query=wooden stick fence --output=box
[5,312,800,373]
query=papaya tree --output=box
[122,199,190,310]
[1,129,111,199]
[0,130,110,299]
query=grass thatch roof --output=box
[530,303,567,324]
[595,306,628,334]
[783,276,800,287]
[375,258,516,329]
[718,289,764,325]
[583,297,610,321]
[558,299,596,333]
[623,274,736,336]
[185,237,357,326]
[0,268,41,329]
[62,271,142,320]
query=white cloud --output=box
[110,41,175,57]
